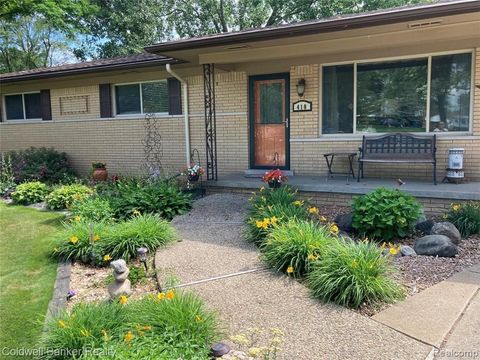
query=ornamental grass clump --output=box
[45,184,93,210]
[245,186,310,245]
[11,181,49,204]
[39,290,220,360]
[446,202,480,237]
[52,214,177,264]
[307,239,404,308]
[101,214,178,261]
[261,218,335,278]
[352,187,422,241]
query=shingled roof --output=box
[0,53,180,83]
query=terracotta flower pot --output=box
[93,168,108,181]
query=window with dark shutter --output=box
[168,78,182,115]
[99,84,112,118]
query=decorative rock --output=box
[108,259,131,299]
[430,222,462,245]
[211,342,230,357]
[110,259,128,273]
[415,219,435,234]
[414,235,458,258]
[334,212,354,233]
[400,245,416,257]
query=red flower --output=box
[262,169,287,183]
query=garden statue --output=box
[108,259,131,299]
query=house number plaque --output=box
[293,100,312,112]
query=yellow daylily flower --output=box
[119,295,128,305]
[256,220,264,229]
[270,216,278,224]
[286,266,294,274]
[451,204,461,212]
[157,292,165,300]
[70,236,79,244]
[93,234,101,242]
[74,216,81,222]
[124,331,134,343]
[293,200,304,207]
[329,224,339,235]
[103,254,112,262]
[308,207,319,215]
[389,246,400,256]
[166,290,175,300]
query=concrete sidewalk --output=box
[374,264,480,359]
[156,194,434,360]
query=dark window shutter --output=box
[99,84,112,118]
[167,78,182,115]
[40,89,52,120]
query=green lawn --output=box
[0,202,64,359]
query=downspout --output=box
[166,64,191,167]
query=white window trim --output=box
[2,91,42,122]
[319,49,475,136]
[112,79,169,117]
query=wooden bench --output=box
[358,133,437,185]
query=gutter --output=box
[166,64,191,167]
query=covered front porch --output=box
[204,174,480,215]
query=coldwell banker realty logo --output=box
[1,347,116,357]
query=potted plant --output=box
[92,162,108,181]
[184,164,204,182]
[262,169,287,189]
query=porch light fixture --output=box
[137,247,148,272]
[296,78,306,97]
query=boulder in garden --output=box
[414,235,458,258]
[430,222,462,245]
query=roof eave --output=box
[0,58,183,84]
[145,1,480,53]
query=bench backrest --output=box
[361,133,436,159]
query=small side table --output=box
[323,152,357,182]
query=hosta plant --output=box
[45,184,93,210]
[11,181,50,204]
[352,187,422,241]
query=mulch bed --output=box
[66,258,158,310]
[318,207,480,315]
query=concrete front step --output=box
[373,266,480,348]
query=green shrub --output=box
[6,147,76,184]
[53,214,177,263]
[11,181,50,204]
[352,188,422,241]
[70,196,115,223]
[40,291,220,360]
[446,202,480,237]
[261,219,335,278]
[45,184,93,210]
[97,178,191,220]
[101,214,178,261]
[307,239,404,308]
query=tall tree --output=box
[0,16,73,73]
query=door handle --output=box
[283,118,289,128]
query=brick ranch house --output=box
[1,0,480,184]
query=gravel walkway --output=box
[155,194,432,360]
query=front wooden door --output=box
[249,73,290,169]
